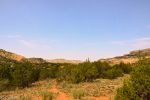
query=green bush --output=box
[69,62,98,83]
[30,68,40,82]
[116,60,150,100]
[70,65,84,83]
[11,63,33,88]
[19,95,32,100]
[39,68,51,80]
[39,64,59,80]
[94,61,111,77]
[56,65,72,82]
[72,89,87,99]
[0,79,9,92]
[40,91,53,100]
[114,62,132,74]
[56,61,131,83]
[103,67,123,79]
[0,64,12,80]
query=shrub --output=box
[0,79,9,92]
[40,91,53,100]
[0,64,12,80]
[116,60,150,100]
[70,65,84,83]
[103,68,123,79]
[56,65,72,82]
[56,61,129,83]
[72,89,87,99]
[114,62,132,74]
[39,68,51,80]
[11,63,33,88]
[68,62,98,83]
[94,61,111,77]
[84,63,98,82]
[19,95,32,100]
[30,67,40,82]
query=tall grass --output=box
[40,91,53,100]
[72,89,87,99]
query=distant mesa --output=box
[0,49,24,61]
[99,48,150,64]
[46,59,82,64]
[22,58,47,63]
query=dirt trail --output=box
[94,96,111,100]
[49,80,114,100]
[50,81,70,100]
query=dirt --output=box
[50,81,70,100]
[50,81,110,100]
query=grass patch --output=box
[57,75,128,99]
[18,95,32,100]
[40,91,54,100]
[92,83,101,97]
[72,89,87,99]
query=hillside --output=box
[0,49,81,64]
[0,49,46,63]
[0,49,24,61]
[99,48,150,64]
[125,48,150,57]
[47,59,82,64]
[23,58,47,63]
[1,48,150,64]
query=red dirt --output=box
[50,81,69,100]
[49,81,112,100]
[0,80,113,100]
[56,92,69,100]
[94,96,109,100]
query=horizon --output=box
[0,0,150,60]
[0,48,148,61]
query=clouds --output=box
[0,34,21,39]
[0,34,52,50]
[112,37,150,49]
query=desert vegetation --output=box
[0,49,150,100]
[115,58,150,100]
[0,59,132,91]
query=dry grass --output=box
[39,91,54,100]
[58,75,129,99]
[0,79,53,100]
[0,75,129,100]
[72,88,87,99]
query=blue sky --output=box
[0,0,150,60]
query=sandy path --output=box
[50,81,69,100]
[94,96,110,100]
[49,80,113,100]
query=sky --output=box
[0,0,150,61]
